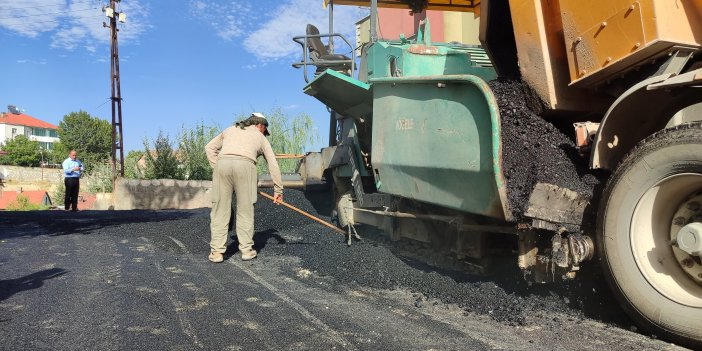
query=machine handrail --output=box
[292,32,356,83]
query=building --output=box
[371,7,480,44]
[0,189,52,210]
[0,105,60,150]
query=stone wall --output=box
[0,165,63,183]
[112,178,213,210]
[1,166,215,210]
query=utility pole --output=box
[104,0,126,182]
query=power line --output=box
[95,98,111,109]
[5,13,102,24]
[0,7,99,20]
[0,0,96,11]
[6,14,102,25]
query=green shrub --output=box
[53,181,65,206]
[86,163,113,193]
[143,132,183,180]
[6,194,49,211]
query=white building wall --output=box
[0,124,56,148]
[30,135,60,143]
[0,123,7,146]
[0,124,28,147]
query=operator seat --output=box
[305,24,352,75]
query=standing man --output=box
[62,150,84,211]
[206,112,284,262]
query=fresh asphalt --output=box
[0,190,690,350]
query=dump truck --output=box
[287,0,702,347]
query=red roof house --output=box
[0,108,60,151]
[0,190,52,210]
[0,113,58,130]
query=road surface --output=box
[0,190,691,350]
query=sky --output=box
[0,0,366,153]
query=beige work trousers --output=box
[210,157,257,254]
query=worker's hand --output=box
[273,193,283,205]
[73,166,81,171]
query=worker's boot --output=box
[208,251,224,263]
[241,248,257,261]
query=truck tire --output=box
[598,123,702,348]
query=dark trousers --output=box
[64,177,80,211]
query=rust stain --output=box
[408,45,439,55]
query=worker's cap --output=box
[250,112,270,136]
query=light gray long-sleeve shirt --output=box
[205,125,283,195]
[62,157,83,178]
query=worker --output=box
[205,112,283,262]
[62,150,84,211]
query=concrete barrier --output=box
[112,178,212,210]
[92,193,114,210]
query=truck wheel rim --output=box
[631,173,702,307]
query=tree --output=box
[143,131,182,180]
[178,122,219,180]
[123,150,145,179]
[46,141,69,165]
[233,108,319,174]
[57,110,112,173]
[0,135,41,166]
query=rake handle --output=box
[258,191,346,236]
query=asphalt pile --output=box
[488,79,602,219]
[254,190,627,327]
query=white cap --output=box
[250,112,270,136]
[251,112,266,120]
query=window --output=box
[49,130,58,138]
[33,128,46,137]
[11,128,16,136]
